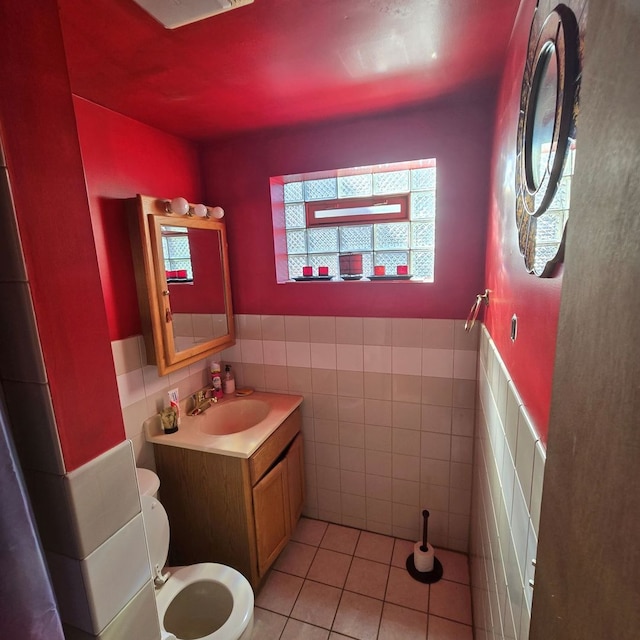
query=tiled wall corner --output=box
[211,314,480,552]
[470,325,546,640]
[37,440,157,637]
[111,334,211,470]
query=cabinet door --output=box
[253,458,290,577]
[286,434,305,530]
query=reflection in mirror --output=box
[130,194,234,375]
[527,42,558,191]
[160,224,229,350]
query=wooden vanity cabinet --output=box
[153,407,303,589]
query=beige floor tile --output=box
[292,517,329,546]
[435,548,470,585]
[274,540,318,577]
[329,634,353,639]
[281,618,330,640]
[354,530,395,564]
[320,523,361,554]
[385,566,430,613]
[250,607,288,639]
[429,579,472,625]
[391,537,414,568]
[307,548,353,588]
[332,591,383,640]
[344,557,390,600]
[255,570,304,616]
[378,602,428,640]
[290,580,342,629]
[427,614,473,639]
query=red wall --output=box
[73,98,203,341]
[0,1,124,470]
[484,0,561,444]
[200,93,496,318]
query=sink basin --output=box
[197,399,271,436]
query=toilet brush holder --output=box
[406,509,443,584]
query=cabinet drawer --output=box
[249,409,301,485]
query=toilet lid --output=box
[141,495,169,572]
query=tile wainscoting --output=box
[115,314,479,553]
[471,326,545,640]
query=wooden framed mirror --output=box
[129,194,235,375]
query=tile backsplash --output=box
[115,314,479,553]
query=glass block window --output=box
[275,158,437,281]
[162,226,193,281]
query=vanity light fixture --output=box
[165,196,190,215]
[193,203,209,218]
[210,206,225,219]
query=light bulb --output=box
[169,197,189,215]
[193,203,208,218]
[210,206,225,219]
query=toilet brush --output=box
[406,509,443,583]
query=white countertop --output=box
[143,391,303,459]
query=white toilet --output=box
[136,469,254,640]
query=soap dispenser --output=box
[223,364,236,395]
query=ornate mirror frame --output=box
[515,1,586,276]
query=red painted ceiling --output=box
[57,0,519,140]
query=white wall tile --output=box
[366,474,392,501]
[420,458,450,487]
[471,327,545,640]
[262,340,287,366]
[391,346,422,375]
[392,428,420,455]
[311,342,337,369]
[454,350,478,380]
[421,432,451,461]
[363,345,392,373]
[366,450,392,477]
[366,497,392,524]
[391,453,420,481]
[65,441,140,558]
[338,397,365,425]
[339,423,365,449]
[48,515,150,634]
[239,339,264,364]
[422,348,454,378]
[364,399,392,426]
[421,405,452,434]
[337,344,364,371]
[116,369,146,408]
[286,341,311,367]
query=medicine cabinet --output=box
[129,194,235,375]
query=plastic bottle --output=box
[210,362,223,399]
[223,364,236,395]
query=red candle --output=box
[339,253,363,275]
[318,266,329,276]
[302,266,313,277]
[374,265,386,276]
[397,265,408,275]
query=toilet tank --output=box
[136,468,160,498]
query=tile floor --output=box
[251,518,473,640]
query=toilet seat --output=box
[140,496,254,640]
[155,563,254,640]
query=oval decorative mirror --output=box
[515,1,586,276]
[129,194,235,375]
